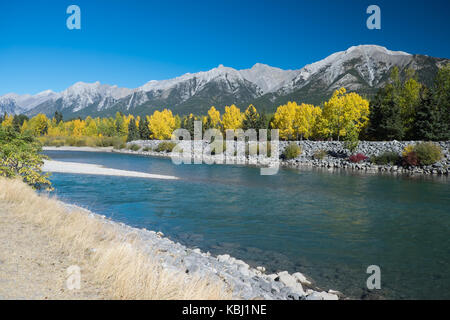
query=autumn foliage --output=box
[3,87,372,144]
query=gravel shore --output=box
[43,140,450,177]
[108,139,450,176]
[0,198,340,301]
[1,177,340,300]
[58,203,341,300]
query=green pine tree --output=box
[127,119,140,142]
[368,84,405,140]
[54,111,63,124]
[181,115,196,137]
[12,115,28,133]
[139,117,152,140]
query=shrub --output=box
[0,128,52,190]
[128,144,141,152]
[313,149,327,160]
[282,143,301,160]
[142,146,152,152]
[96,136,125,148]
[41,136,65,147]
[402,145,414,157]
[343,139,359,153]
[113,143,127,150]
[402,151,419,167]
[349,153,368,163]
[371,151,401,165]
[155,141,176,153]
[413,142,443,165]
[65,136,78,146]
[54,140,64,147]
[74,138,87,147]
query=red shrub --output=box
[402,151,419,167]
[349,153,368,163]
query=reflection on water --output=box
[43,150,450,299]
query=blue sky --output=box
[1,0,449,95]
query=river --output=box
[42,150,450,299]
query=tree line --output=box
[1,64,448,143]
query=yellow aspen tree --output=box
[148,109,177,140]
[207,106,221,129]
[46,118,62,136]
[1,114,13,129]
[20,120,29,134]
[72,119,86,137]
[322,88,370,140]
[271,101,298,140]
[174,115,181,129]
[85,117,98,136]
[29,114,49,136]
[64,120,75,136]
[222,104,243,130]
[47,124,61,136]
[117,114,130,136]
[293,103,322,140]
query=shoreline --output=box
[43,142,450,177]
[61,202,341,300]
[0,178,340,300]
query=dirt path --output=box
[0,203,111,300]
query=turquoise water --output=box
[43,150,450,299]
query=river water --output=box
[42,150,450,299]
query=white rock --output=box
[292,272,311,285]
[267,274,278,281]
[328,289,341,296]
[217,254,230,263]
[256,266,266,273]
[234,259,249,268]
[306,291,339,300]
[238,266,251,277]
[277,271,305,296]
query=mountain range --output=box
[1,45,448,119]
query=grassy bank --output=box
[0,178,231,300]
[38,135,126,149]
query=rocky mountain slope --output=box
[1,45,448,118]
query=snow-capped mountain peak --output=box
[0,90,60,114]
[59,82,132,112]
[139,64,248,95]
[1,45,446,118]
[288,44,414,91]
[239,63,299,93]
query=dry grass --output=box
[0,178,232,300]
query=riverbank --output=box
[43,146,114,153]
[112,139,449,176]
[0,178,340,300]
[45,139,450,176]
